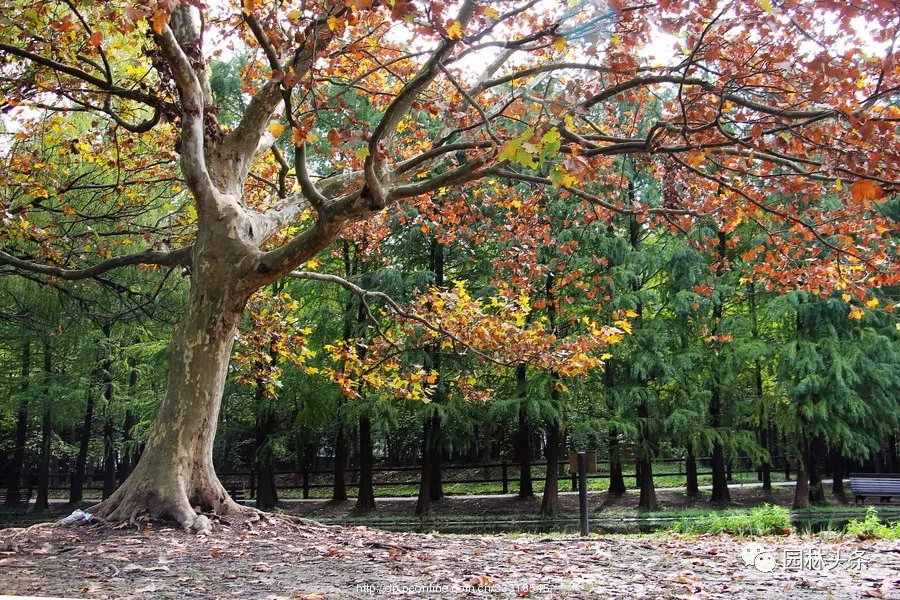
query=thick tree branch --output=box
[0,246,193,281]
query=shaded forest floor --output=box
[2,515,898,599]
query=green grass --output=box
[669,504,793,536]
[845,507,900,540]
[277,467,791,499]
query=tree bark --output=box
[637,402,657,510]
[793,435,810,508]
[332,422,348,502]
[102,418,116,499]
[36,339,53,511]
[831,447,844,495]
[807,434,826,503]
[102,324,117,500]
[539,417,561,515]
[70,371,95,505]
[356,414,376,511]
[88,255,256,532]
[685,442,699,497]
[516,366,534,499]
[119,368,138,485]
[605,364,626,496]
[255,407,279,510]
[5,341,31,506]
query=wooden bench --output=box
[0,487,34,507]
[850,473,900,504]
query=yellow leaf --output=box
[760,0,776,13]
[484,7,500,19]
[841,293,851,303]
[447,19,463,40]
[268,122,285,137]
[326,15,339,31]
[553,36,567,52]
[849,307,864,320]
[866,298,879,308]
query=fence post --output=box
[501,460,508,494]
[249,471,256,499]
[302,468,309,500]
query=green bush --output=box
[845,508,900,540]
[670,504,792,536]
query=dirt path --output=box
[1,516,898,599]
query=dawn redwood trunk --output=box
[792,434,810,508]
[709,231,731,504]
[5,341,30,506]
[637,402,658,510]
[35,340,52,511]
[255,407,279,510]
[807,434,826,503]
[102,418,116,499]
[710,440,730,504]
[685,442,699,497]
[119,368,138,485]
[70,370,95,505]
[605,364,626,497]
[332,422,348,502]
[356,414,376,511]
[539,418,562,515]
[517,409,534,498]
[831,447,844,495]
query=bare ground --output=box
[1,514,898,599]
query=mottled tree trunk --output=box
[356,414,376,511]
[89,255,257,532]
[5,341,30,506]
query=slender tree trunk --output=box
[480,424,493,480]
[415,414,442,514]
[119,368,138,485]
[416,240,445,514]
[428,417,443,502]
[36,340,52,511]
[685,441,699,497]
[88,254,257,532]
[332,422,348,502]
[539,372,561,514]
[807,434,826,503]
[255,402,279,510]
[5,341,31,506]
[517,366,534,498]
[831,447,844,495]
[605,363,626,496]
[71,368,96,505]
[793,437,810,509]
[356,414,376,511]
[102,418,116,499]
[709,231,731,504]
[637,402,657,510]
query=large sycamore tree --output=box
[1,0,897,530]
